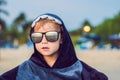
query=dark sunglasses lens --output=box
[31,33,42,43]
[46,32,59,42]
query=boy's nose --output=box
[41,35,48,44]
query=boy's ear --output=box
[60,40,62,44]
[60,36,62,44]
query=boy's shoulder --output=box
[80,60,108,80]
[0,66,18,80]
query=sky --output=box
[1,0,120,31]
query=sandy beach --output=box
[0,46,120,80]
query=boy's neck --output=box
[43,53,59,67]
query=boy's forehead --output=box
[34,21,61,31]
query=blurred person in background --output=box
[0,13,108,80]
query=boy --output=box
[0,13,108,80]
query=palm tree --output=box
[0,0,8,46]
[0,0,8,28]
[11,12,31,45]
[0,0,8,15]
[0,0,9,32]
[0,0,9,59]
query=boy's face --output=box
[34,21,62,57]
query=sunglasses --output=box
[31,31,60,43]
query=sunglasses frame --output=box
[31,31,60,43]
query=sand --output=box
[76,49,120,80]
[0,46,120,80]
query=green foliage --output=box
[13,13,26,25]
[92,12,120,40]
[9,21,32,45]
[69,12,120,45]
[5,12,32,45]
[0,0,8,16]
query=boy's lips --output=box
[42,47,49,49]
